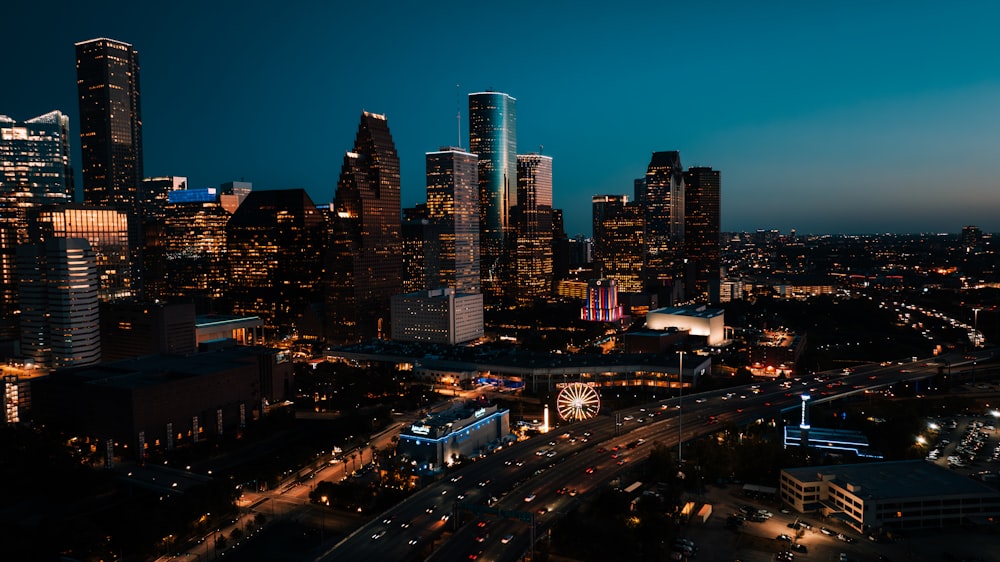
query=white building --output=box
[390,288,483,345]
[398,402,510,471]
[645,304,725,346]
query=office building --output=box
[592,195,644,293]
[551,208,570,287]
[513,154,553,306]
[17,238,101,369]
[0,111,74,340]
[401,204,430,294]
[227,189,326,339]
[780,460,1000,533]
[145,187,232,305]
[469,92,517,302]
[390,288,484,345]
[326,112,403,343]
[30,204,133,301]
[684,166,721,302]
[140,176,186,222]
[640,151,685,299]
[75,38,144,293]
[100,301,196,362]
[219,180,252,213]
[426,147,480,295]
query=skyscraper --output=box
[513,154,553,306]
[17,238,101,369]
[0,111,74,340]
[326,112,403,342]
[227,189,326,338]
[641,151,685,300]
[30,204,133,302]
[468,92,517,302]
[426,147,480,295]
[75,38,143,295]
[592,195,644,293]
[684,166,721,303]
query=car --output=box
[537,507,549,515]
[382,515,394,524]
[371,530,387,540]
[475,533,489,543]
[408,536,421,546]
[440,513,450,522]
[568,488,578,496]
[478,479,491,487]
[546,450,557,457]
[399,520,411,528]
[425,505,436,514]
[819,527,835,536]
[585,466,596,473]
[836,533,855,543]
[524,494,536,502]
[501,533,514,544]
[791,543,808,553]
[777,534,793,542]
[451,475,464,482]
[476,520,489,528]
[468,551,483,560]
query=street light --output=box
[319,495,328,547]
[973,307,982,386]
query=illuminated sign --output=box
[411,424,431,435]
[474,408,487,418]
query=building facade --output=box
[326,111,403,343]
[398,402,510,471]
[592,195,645,293]
[513,154,553,306]
[469,92,517,303]
[100,301,196,362]
[640,151,685,300]
[684,166,721,303]
[76,38,144,293]
[425,147,480,295]
[645,304,725,346]
[390,289,484,345]
[0,111,74,340]
[581,278,624,322]
[17,238,101,369]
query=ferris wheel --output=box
[556,383,601,422]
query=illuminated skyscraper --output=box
[17,238,101,369]
[227,189,326,339]
[468,92,516,302]
[0,111,74,340]
[30,204,133,302]
[426,147,480,295]
[640,151,685,300]
[401,204,430,294]
[684,166,721,303]
[326,112,403,342]
[75,38,144,294]
[513,154,553,306]
[592,195,644,293]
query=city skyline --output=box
[5,2,1000,235]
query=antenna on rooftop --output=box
[456,84,462,149]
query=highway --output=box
[312,350,986,561]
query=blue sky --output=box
[5,1,1000,236]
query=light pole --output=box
[973,307,982,386]
[319,495,328,547]
[678,350,685,464]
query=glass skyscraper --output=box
[426,147,480,295]
[75,38,144,295]
[468,92,517,302]
[641,151,685,300]
[514,154,554,306]
[0,111,74,340]
[684,166,721,303]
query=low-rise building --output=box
[398,401,510,471]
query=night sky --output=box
[5,1,1000,236]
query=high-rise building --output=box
[581,278,624,322]
[390,288,484,345]
[76,38,144,295]
[219,180,252,214]
[551,208,570,287]
[227,189,326,339]
[30,204,133,302]
[513,154,553,306]
[684,166,721,303]
[469,92,517,302]
[100,301,196,362]
[326,112,403,343]
[145,187,233,306]
[426,147,480,295]
[0,111,74,340]
[140,176,186,222]
[592,195,644,293]
[401,204,430,294]
[17,238,101,369]
[641,151,685,297]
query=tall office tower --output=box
[592,195,644,293]
[468,91,517,303]
[145,187,233,306]
[0,111,74,340]
[227,189,325,338]
[641,151,685,300]
[426,147,481,295]
[401,204,430,294]
[551,208,570,287]
[17,238,101,369]
[30,204,133,301]
[961,225,982,251]
[512,154,553,306]
[684,166,721,303]
[140,176,186,222]
[75,38,144,296]
[326,112,403,343]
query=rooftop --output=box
[783,460,999,500]
[648,304,724,319]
